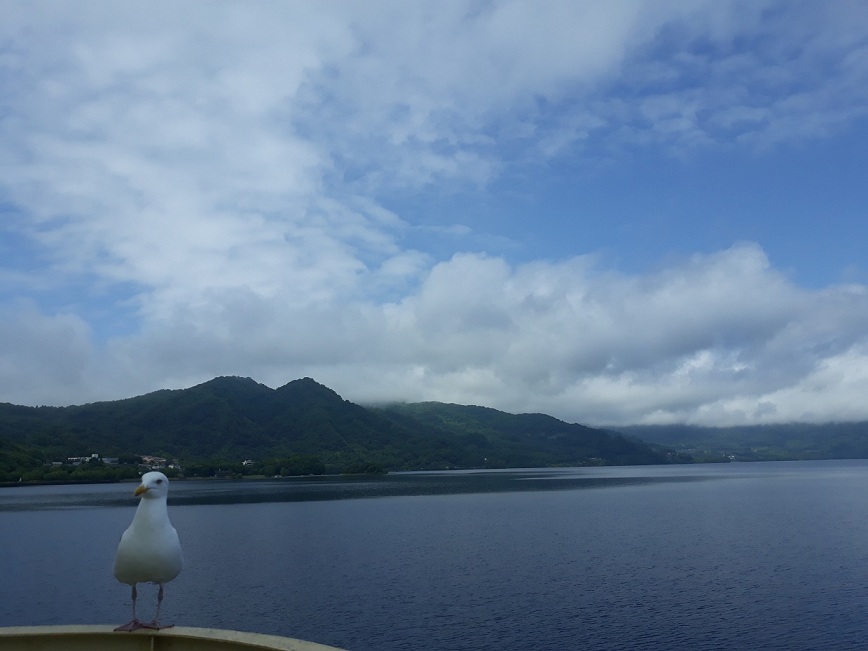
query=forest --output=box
[0,376,680,483]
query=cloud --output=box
[0,302,94,405]
[5,242,864,427]
[2,3,868,425]
[336,243,866,425]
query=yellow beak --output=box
[134,484,149,496]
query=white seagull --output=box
[113,471,183,632]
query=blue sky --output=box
[2,1,868,425]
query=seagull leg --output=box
[114,584,145,631]
[141,583,174,630]
[155,583,165,624]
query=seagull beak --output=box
[134,484,149,496]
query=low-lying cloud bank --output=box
[4,243,868,427]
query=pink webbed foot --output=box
[141,620,174,630]
[114,619,145,632]
[114,619,174,632]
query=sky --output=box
[2,1,868,426]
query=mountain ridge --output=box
[0,376,675,480]
[618,423,868,461]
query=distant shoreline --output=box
[0,471,393,489]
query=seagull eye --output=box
[156,479,163,484]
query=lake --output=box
[2,461,868,650]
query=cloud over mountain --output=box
[2,2,868,425]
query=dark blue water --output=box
[3,461,868,650]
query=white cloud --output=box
[23,242,857,427]
[2,2,868,425]
[0,302,94,405]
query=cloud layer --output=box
[2,2,868,425]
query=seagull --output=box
[113,471,184,632]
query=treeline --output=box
[3,459,144,484]
[618,422,868,462]
[182,455,385,479]
[1,453,386,484]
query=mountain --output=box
[619,423,868,461]
[0,376,676,480]
[375,402,675,468]
[0,377,416,467]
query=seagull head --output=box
[135,471,171,499]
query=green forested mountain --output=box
[375,402,675,468]
[618,423,868,462]
[0,376,675,481]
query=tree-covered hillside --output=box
[0,376,678,482]
[375,402,679,467]
[619,423,868,462]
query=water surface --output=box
[2,461,868,650]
